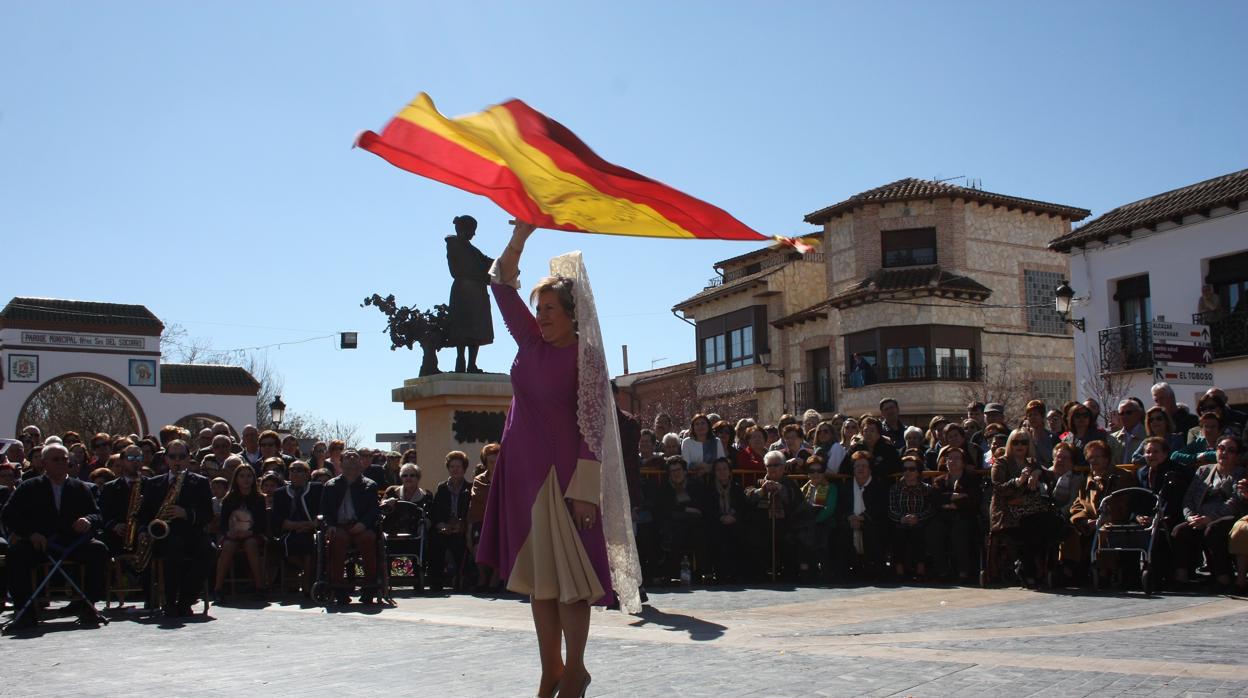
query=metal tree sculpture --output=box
[362,294,452,376]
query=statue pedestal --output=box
[392,373,513,486]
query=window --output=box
[881,227,937,268]
[935,347,972,378]
[1032,379,1072,409]
[703,335,726,373]
[885,346,926,379]
[1024,270,1067,334]
[1207,251,1248,313]
[728,327,754,368]
[1115,274,1151,327]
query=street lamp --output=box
[269,395,287,430]
[1054,280,1085,332]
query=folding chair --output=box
[2,534,109,632]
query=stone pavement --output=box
[4,585,1247,697]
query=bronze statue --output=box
[445,215,494,373]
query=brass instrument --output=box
[136,469,185,571]
[123,476,143,552]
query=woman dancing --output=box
[476,221,642,698]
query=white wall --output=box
[1070,207,1248,405]
[1,328,255,437]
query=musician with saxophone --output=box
[137,439,214,618]
[100,443,147,554]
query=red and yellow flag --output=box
[356,93,774,242]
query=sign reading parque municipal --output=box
[19,331,147,350]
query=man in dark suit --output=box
[834,452,891,580]
[319,450,381,604]
[137,439,215,618]
[2,443,109,630]
[99,443,146,553]
[270,460,322,596]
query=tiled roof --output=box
[712,234,822,270]
[1049,168,1248,252]
[827,265,993,308]
[0,297,164,334]
[160,363,260,396]
[613,361,696,389]
[771,300,830,329]
[804,178,1090,224]
[672,267,783,312]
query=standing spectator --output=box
[1022,400,1057,468]
[681,414,726,480]
[777,424,813,470]
[812,421,841,470]
[1045,410,1065,436]
[796,457,837,583]
[1131,407,1185,464]
[922,416,950,470]
[768,414,800,451]
[280,435,301,460]
[965,401,987,435]
[929,446,982,583]
[1171,412,1223,467]
[468,444,500,592]
[429,451,471,593]
[1109,399,1146,465]
[1152,382,1199,436]
[239,425,262,467]
[902,426,926,454]
[838,417,901,478]
[195,428,214,451]
[1061,403,1108,467]
[713,420,738,469]
[1229,477,1248,592]
[84,433,112,480]
[889,455,934,580]
[1172,435,1244,588]
[614,384,643,510]
[660,433,682,457]
[801,409,822,435]
[990,429,1058,588]
[380,451,403,488]
[736,426,768,472]
[326,439,346,473]
[308,441,334,474]
[1083,398,1104,431]
[879,398,907,447]
[705,457,748,584]
[653,413,674,440]
[838,417,860,455]
[733,418,757,452]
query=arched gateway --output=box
[1,297,259,439]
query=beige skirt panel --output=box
[506,466,605,604]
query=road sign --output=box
[1151,342,1214,365]
[1151,321,1210,344]
[1153,362,1214,387]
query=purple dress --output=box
[475,283,613,604]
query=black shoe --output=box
[333,591,352,606]
[210,590,225,605]
[161,606,187,619]
[76,605,105,628]
[3,611,40,634]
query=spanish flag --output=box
[356,93,773,242]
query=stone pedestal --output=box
[392,373,513,486]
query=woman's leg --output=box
[1205,519,1235,584]
[557,600,591,697]
[530,598,565,696]
[214,539,237,591]
[243,536,265,590]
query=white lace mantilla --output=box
[549,251,644,614]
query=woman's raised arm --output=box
[494,220,537,286]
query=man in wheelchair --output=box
[318,450,381,605]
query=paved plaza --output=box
[5,585,1248,697]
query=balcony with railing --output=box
[841,363,982,389]
[1098,321,1153,373]
[793,376,835,412]
[1194,309,1248,359]
[704,251,826,289]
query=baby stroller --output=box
[1090,486,1162,595]
[310,515,389,606]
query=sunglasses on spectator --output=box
[125,454,143,462]
[400,473,419,479]
[1014,440,1030,446]
[261,440,279,447]
[167,452,188,460]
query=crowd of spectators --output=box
[2,380,1246,632]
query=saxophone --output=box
[136,469,185,571]
[123,477,143,552]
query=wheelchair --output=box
[1090,487,1162,595]
[379,500,428,594]
[310,515,389,607]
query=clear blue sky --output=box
[3,1,1245,446]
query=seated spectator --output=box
[308,441,334,474]
[839,416,901,478]
[1171,412,1222,467]
[746,451,802,582]
[769,413,800,451]
[736,425,768,473]
[468,444,499,592]
[259,466,285,505]
[990,429,1058,588]
[311,468,332,484]
[922,416,949,471]
[1023,400,1058,468]
[213,464,269,602]
[320,450,381,604]
[681,414,726,480]
[1108,399,1146,466]
[1171,435,1244,589]
[201,456,223,481]
[653,456,709,584]
[280,435,301,460]
[929,445,982,583]
[794,457,836,583]
[200,435,235,470]
[1068,441,1135,581]
[209,477,228,533]
[889,455,934,580]
[733,418,757,453]
[429,451,472,593]
[834,451,890,580]
[660,432,681,457]
[270,460,322,596]
[383,463,432,510]
[763,424,780,445]
[902,426,926,454]
[705,457,748,584]
[940,423,981,474]
[89,466,114,490]
[1230,477,1248,592]
[980,424,1009,469]
[1,444,108,630]
[98,444,146,553]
